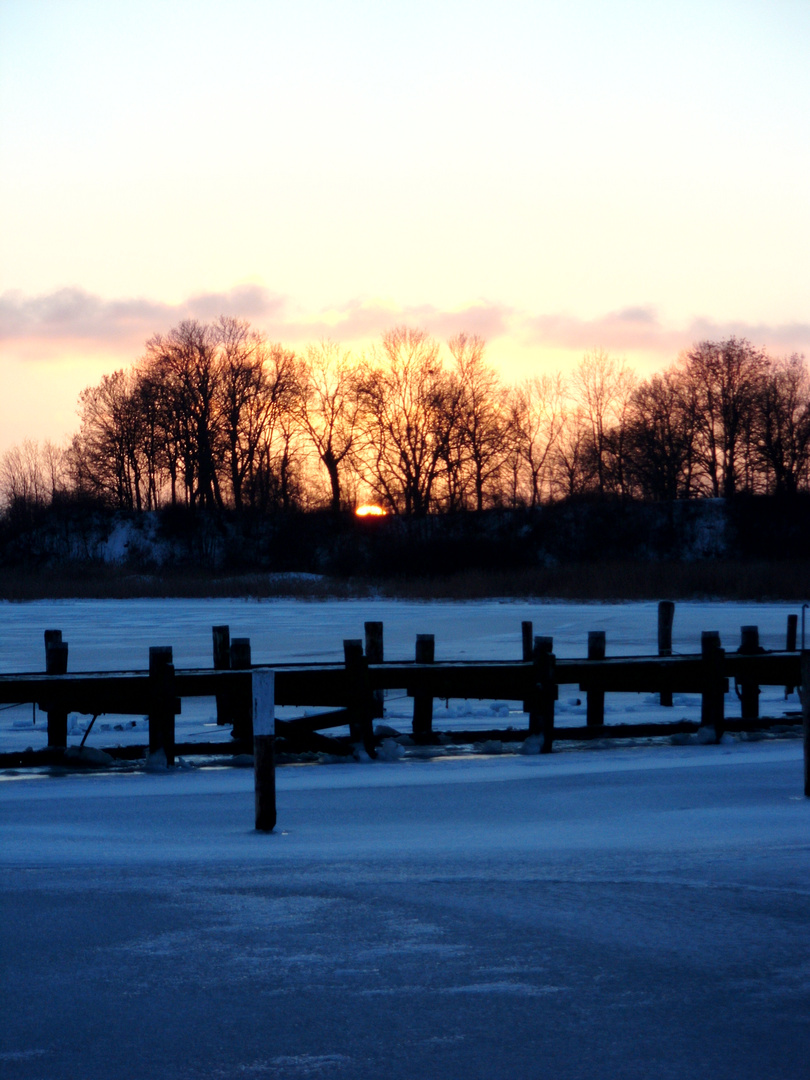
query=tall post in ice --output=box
[658,601,675,707]
[44,629,69,748]
[802,651,810,799]
[364,621,385,719]
[253,670,276,832]
[586,630,606,728]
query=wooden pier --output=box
[0,604,806,778]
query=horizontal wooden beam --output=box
[0,652,801,716]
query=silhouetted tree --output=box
[682,337,768,498]
[357,327,458,515]
[755,353,810,495]
[625,369,698,500]
[293,341,362,512]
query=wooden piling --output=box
[413,634,435,741]
[530,636,556,753]
[252,669,276,832]
[230,637,252,743]
[364,621,385,719]
[786,614,798,697]
[521,621,533,712]
[737,625,761,721]
[586,631,606,727]
[658,601,675,707]
[802,651,809,798]
[148,646,175,766]
[343,639,375,757]
[700,631,725,742]
[44,630,68,748]
[212,625,231,726]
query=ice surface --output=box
[1,739,808,1079]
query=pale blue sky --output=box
[1,0,808,448]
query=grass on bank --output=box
[1,560,809,602]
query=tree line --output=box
[2,319,809,516]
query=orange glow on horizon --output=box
[355,504,387,517]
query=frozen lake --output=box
[1,741,808,1079]
[1,598,804,754]
[1,599,808,1078]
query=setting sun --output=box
[355,504,387,517]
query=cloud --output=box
[0,285,290,355]
[521,306,810,360]
[0,287,515,360]
[2,287,808,369]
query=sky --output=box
[1,0,809,453]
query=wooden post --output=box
[364,621,384,719]
[786,614,798,698]
[737,625,761,721]
[212,625,231,726]
[700,631,725,742]
[586,630,606,728]
[658,601,675,707]
[252,669,276,832]
[343,639,375,757]
[230,637,252,743]
[521,621,533,712]
[148,646,175,766]
[530,636,556,753]
[801,651,810,798]
[413,634,435,742]
[44,630,68,748]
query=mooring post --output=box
[658,601,675,707]
[212,625,231,726]
[786,614,799,698]
[343,639,376,757]
[530,635,556,753]
[364,621,384,719]
[230,637,253,743]
[737,625,761,722]
[44,630,68,748]
[521,621,533,712]
[801,651,809,798]
[252,669,276,832]
[700,631,725,742]
[412,634,435,742]
[586,630,606,727]
[148,646,175,766]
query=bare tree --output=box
[682,337,768,498]
[553,405,595,498]
[75,369,148,509]
[293,341,362,512]
[506,374,566,506]
[357,327,457,515]
[447,333,506,510]
[142,320,224,510]
[571,350,636,496]
[755,353,810,494]
[625,368,698,500]
[0,440,47,509]
[216,316,292,511]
